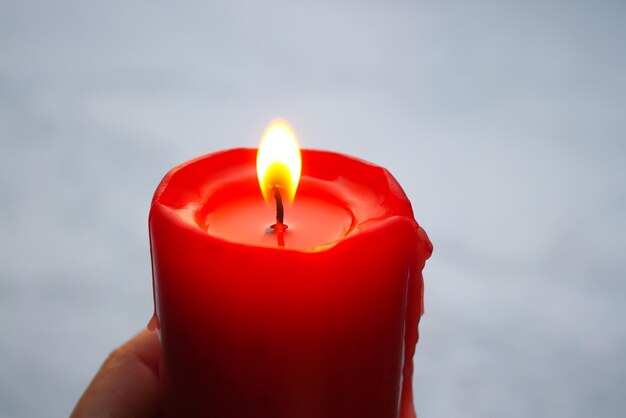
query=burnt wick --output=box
[268,186,287,247]
[273,186,284,225]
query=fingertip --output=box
[121,329,160,374]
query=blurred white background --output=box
[1,0,625,417]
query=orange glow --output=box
[256,119,302,203]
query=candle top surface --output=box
[152,148,416,252]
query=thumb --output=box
[70,330,160,418]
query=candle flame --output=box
[256,119,302,203]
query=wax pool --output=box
[149,148,432,418]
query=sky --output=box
[1,1,625,417]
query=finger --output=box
[70,330,160,418]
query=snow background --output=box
[1,0,625,417]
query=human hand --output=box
[70,330,160,418]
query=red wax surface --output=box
[205,186,353,250]
[149,148,432,418]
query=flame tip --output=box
[256,119,302,203]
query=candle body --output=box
[149,149,432,418]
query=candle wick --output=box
[274,186,284,225]
[276,229,285,247]
[270,186,287,247]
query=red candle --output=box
[149,121,432,418]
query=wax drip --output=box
[399,226,433,418]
